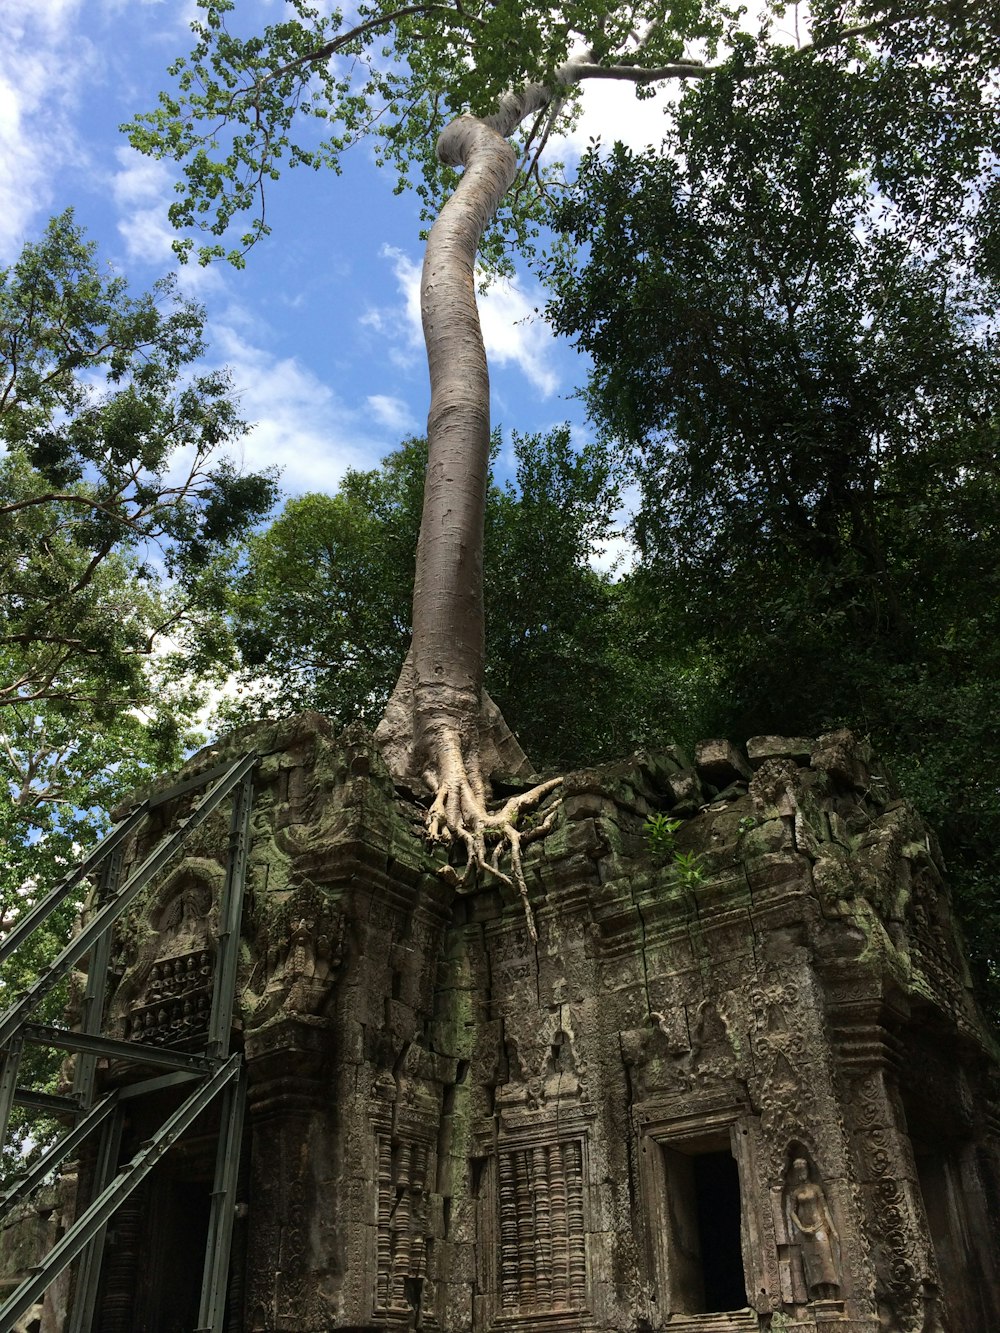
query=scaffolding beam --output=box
[0,749,257,1050]
[0,748,258,1332]
[0,1056,242,1333]
[0,1093,118,1218]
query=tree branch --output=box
[243,4,482,93]
[0,492,145,529]
[572,60,712,83]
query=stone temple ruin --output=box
[1,713,998,1331]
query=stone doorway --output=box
[691,1150,746,1313]
[135,1174,212,1333]
[659,1140,747,1317]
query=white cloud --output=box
[111,148,174,209]
[374,244,560,397]
[367,394,418,434]
[112,146,222,292]
[590,482,639,576]
[558,78,676,159]
[589,530,637,576]
[0,2,94,259]
[380,246,423,348]
[478,277,559,396]
[208,321,393,495]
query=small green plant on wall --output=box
[644,813,682,863]
[670,850,706,888]
[643,814,706,887]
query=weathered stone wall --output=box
[6,714,998,1333]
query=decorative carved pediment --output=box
[108,857,223,1049]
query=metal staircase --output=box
[0,750,257,1333]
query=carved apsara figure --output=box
[785,1156,841,1300]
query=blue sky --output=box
[3,0,669,505]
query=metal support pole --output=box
[66,1104,124,1333]
[72,846,125,1110]
[0,1056,241,1333]
[22,1023,216,1075]
[195,1061,247,1331]
[0,1035,24,1162]
[207,771,254,1060]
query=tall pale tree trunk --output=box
[375,83,569,921]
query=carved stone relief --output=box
[782,1149,842,1304]
[375,1136,432,1314]
[243,891,344,1032]
[107,856,222,1049]
[496,1138,588,1317]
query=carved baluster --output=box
[564,1139,586,1309]
[499,1151,519,1312]
[391,1142,413,1308]
[548,1142,570,1306]
[533,1144,553,1305]
[410,1141,428,1278]
[376,1136,393,1309]
[99,1187,145,1332]
[513,1148,536,1308]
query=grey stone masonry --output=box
[3,714,998,1333]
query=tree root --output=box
[429,761,562,941]
[376,666,561,938]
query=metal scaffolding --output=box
[0,750,257,1333]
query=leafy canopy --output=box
[221,429,644,770]
[127,0,773,267]
[0,211,278,717]
[127,1,999,271]
[544,16,1000,1012]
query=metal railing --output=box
[0,750,256,1333]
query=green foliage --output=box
[669,849,705,889]
[221,438,425,729]
[125,0,774,270]
[643,812,682,862]
[545,16,1000,1018]
[221,427,645,770]
[643,814,705,887]
[0,211,278,718]
[483,427,629,768]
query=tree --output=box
[222,441,424,731]
[129,0,998,888]
[542,28,1000,1008]
[0,213,279,1156]
[1,211,278,719]
[222,429,633,771]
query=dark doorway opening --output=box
[96,1170,213,1333]
[660,1140,747,1315]
[145,1177,213,1333]
[693,1150,746,1313]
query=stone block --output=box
[667,766,705,811]
[695,738,753,786]
[812,728,872,791]
[747,735,813,768]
